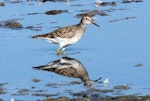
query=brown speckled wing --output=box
[32,33,54,38]
[55,67,77,77]
[50,25,76,38]
[32,25,77,39]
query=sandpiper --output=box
[33,56,101,87]
[32,16,99,55]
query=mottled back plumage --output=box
[33,25,82,39]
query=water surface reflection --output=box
[33,56,101,87]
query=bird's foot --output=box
[61,51,67,57]
[56,48,61,56]
[57,48,67,57]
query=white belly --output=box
[43,33,84,48]
[58,34,83,48]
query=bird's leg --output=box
[56,48,61,56]
[61,47,68,57]
[62,47,66,54]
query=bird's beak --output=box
[92,21,100,27]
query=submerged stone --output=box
[45,10,69,15]
[0,2,5,6]
[0,20,23,29]
[134,63,144,67]
[75,10,109,18]
[114,84,130,90]
[33,78,41,83]
[122,0,143,3]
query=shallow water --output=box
[0,0,150,100]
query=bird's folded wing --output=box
[50,26,76,38]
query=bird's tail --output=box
[32,33,50,38]
[32,35,42,38]
[33,65,56,72]
[32,66,45,70]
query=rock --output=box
[45,10,69,15]
[0,20,22,29]
[0,2,5,6]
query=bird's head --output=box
[81,16,100,27]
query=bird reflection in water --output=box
[33,56,101,87]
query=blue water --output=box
[0,0,150,100]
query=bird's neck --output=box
[78,22,87,31]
